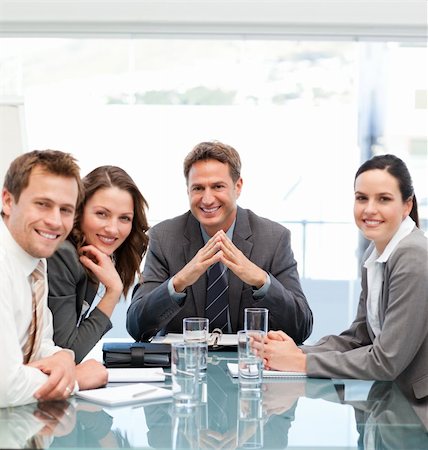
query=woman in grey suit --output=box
[47,166,149,362]
[256,154,428,401]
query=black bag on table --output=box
[102,342,171,368]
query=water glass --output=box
[171,342,201,408]
[183,317,209,370]
[244,308,269,335]
[236,388,264,449]
[237,330,264,389]
[171,403,200,449]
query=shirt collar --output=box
[200,220,236,244]
[364,216,415,268]
[364,246,379,268]
[1,217,44,277]
[377,215,415,263]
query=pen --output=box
[132,388,158,398]
[156,370,195,377]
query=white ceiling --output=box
[0,0,426,39]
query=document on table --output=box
[227,363,307,378]
[335,379,375,401]
[107,368,166,383]
[151,333,238,346]
[76,383,172,407]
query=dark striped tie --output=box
[205,262,229,332]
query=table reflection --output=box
[349,382,428,450]
[50,402,130,448]
[0,400,74,449]
[1,355,426,449]
[144,363,303,449]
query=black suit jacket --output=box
[127,207,312,342]
[47,240,112,362]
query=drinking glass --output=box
[236,387,264,449]
[244,308,268,335]
[237,330,264,389]
[183,317,209,371]
[171,342,201,408]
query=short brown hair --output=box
[70,165,149,296]
[183,141,242,183]
[2,150,83,210]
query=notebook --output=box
[227,363,307,378]
[76,383,172,406]
[107,368,166,382]
[151,333,238,346]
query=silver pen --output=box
[132,387,158,398]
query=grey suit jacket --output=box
[127,207,312,343]
[47,240,112,363]
[304,227,428,400]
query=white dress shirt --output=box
[0,219,63,407]
[364,216,415,336]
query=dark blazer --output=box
[304,227,428,400]
[127,207,312,343]
[47,240,112,363]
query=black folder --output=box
[103,342,171,368]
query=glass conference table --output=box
[1,350,427,450]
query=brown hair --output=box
[2,150,83,215]
[71,166,149,295]
[183,141,242,183]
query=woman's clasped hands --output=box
[250,330,307,373]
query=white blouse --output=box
[364,216,415,336]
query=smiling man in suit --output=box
[127,141,312,342]
[0,150,107,408]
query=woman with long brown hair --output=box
[47,166,149,362]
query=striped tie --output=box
[23,260,45,364]
[205,262,229,332]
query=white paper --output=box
[107,368,166,383]
[150,333,183,344]
[214,334,238,346]
[227,363,307,378]
[76,383,172,406]
[151,333,238,346]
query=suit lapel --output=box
[80,276,99,321]
[183,213,206,318]
[229,208,253,331]
[378,263,387,327]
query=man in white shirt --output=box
[0,150,107,407]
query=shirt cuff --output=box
[72,380,79,395]
[253,273,271,298]
[168,277,186,303]
[60,348,75,359]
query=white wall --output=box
[0,99,27,187]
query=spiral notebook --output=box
[227,363,306,378]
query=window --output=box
[1,37,426,341]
